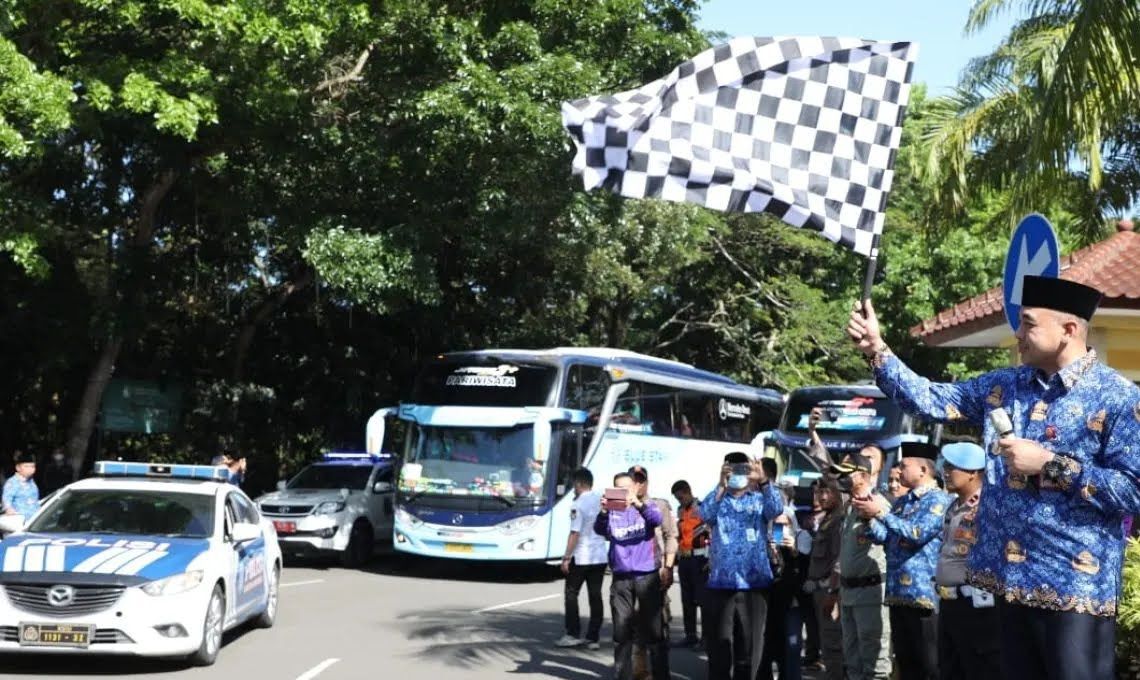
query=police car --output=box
[0,461,282,666]
[255,452,395,567]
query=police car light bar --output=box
[321,451,392,462]
[93,461,231,482]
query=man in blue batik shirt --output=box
[853,441,950,680]
[848,275,1140,680]
[2,451,40,523]
[700,451,784,680]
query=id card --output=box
[745,528,758,543]
[971,589,995,608]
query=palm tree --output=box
[920,0,1140,239]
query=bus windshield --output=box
[782,391,903,439]
[400,424,550,499]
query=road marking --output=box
[473,593,560,614]
[282,579,325,588]
[296,658,339,680]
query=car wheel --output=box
[189,584,225,666]
[254,562,280,628]
[341,520,373,568]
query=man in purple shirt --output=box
[595,471,666,680]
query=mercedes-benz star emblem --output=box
[47,585,75,608]
[451,514,464,525]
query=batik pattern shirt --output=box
[700,484,784,590]
[868,482,950,609]
[1,476,39,518]
[873,350,1140,616]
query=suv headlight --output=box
[314,501,346,515]
[496,515,539,536]
[395,507,423,527]
[141,570,204,597]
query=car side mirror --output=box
[231,521,261,544]
[373,481,393,494]
[0,514,26,536]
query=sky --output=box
[695,1,1019,97]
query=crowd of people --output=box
[554,275,1140,680]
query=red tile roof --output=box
[911,223,1140,344]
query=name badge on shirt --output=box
[745,528,758,543]
[971,590,995,608]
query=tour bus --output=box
[770,383,927,510]
[376,348,784,562]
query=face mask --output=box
[52,454,65,464]
[728,474,749,490]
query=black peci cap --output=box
[1021,275,1103,321]
[901,441,939,461]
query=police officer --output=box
[849,275,1140,680]
[854,441,950,680]
[935,442,1000,680]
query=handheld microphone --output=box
[989,407,1014,439]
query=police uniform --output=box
[935,442,1000,680]
[871,276,1140,680]
[867,442,949,680]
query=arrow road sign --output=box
[1003,213,1060,332]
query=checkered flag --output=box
[562,37,919,257]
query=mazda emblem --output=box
[47,585,75,608]
[451,514,464,525]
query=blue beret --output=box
[941,442,985,471]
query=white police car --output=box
[0,461,282,666]
[256,452,395,567]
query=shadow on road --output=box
[283,546,562,585]
[0,626,256,676]
[401,607,709,679]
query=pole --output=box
[860,233,881,311]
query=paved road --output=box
[0,552,822,679]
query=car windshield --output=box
[26,489,215,538]
[287,464,374,491]
[400,424,546,498]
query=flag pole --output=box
[860,234,881,311]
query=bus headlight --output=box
[496,515,538,536]
[395,507,423,528]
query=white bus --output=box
[377,347,784,562]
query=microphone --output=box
[989,407,1014,439]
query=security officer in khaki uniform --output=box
[935,442,999,680]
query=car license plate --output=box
[444,543,474,554]
[273,520,296,534]
[18,622,93,648]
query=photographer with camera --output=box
[699,451,783,680]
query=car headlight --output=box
[394,506,423,527]
[496,515,539,536]
[314,501,346,515]
[141,570,204,597]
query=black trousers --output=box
[889,606,938,680]
[938,597,1000,680]
[799,589,820,664]
[611,572,668,680]
[564,561,606,641]
[677,556,707,641]
[704,588,768,680]
[996,600,1116,680]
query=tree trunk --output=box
[63,336,123,476]
[231,270,314,382]
[61,168,179,473]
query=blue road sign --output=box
[1003,213,1060,332]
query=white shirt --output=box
[569,490,608,565]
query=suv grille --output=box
[261,504,313,516]
[4,584,125,617]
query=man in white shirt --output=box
[557,468,608,650]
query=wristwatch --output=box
[1042,455,1079,491]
